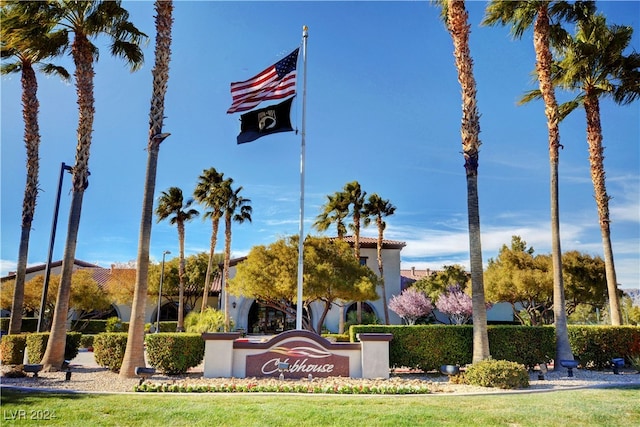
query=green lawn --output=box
[1,386,638,426]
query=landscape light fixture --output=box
[538,363,548,380]
[155,250,171,333]
[37,162,73,332]
[559,360,579,378]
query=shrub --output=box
[105,317,125,332]
[568,325,640,369]
[351,325,559,371]
[488,326,555,368]
[0,317,38,333]
[184,308,225,333]
[25,332,82,364]
[345,310,379,330]
[156,321,178,333]
[80,334,95,350]
[462,359,529,389]
[145,333,204,375]
[0,334,26,365]
[351,325,473,371]
[93,333,128,372]
[71,319,108,334]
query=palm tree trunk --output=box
[201,218,219,312]
[467,175,490,362]
[9,64,40,335]
[120,142,160,377]
[354,217,362,324]
[177,221,186,332]
[584,95,622,325]
[120,0,173,378]
[377,222,389,324]
[223,216,232,331]
[533,5,573,366]
[447,0,490,363]
[42,32,94,372]
[41,190,84,371]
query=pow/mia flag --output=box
[237,97,294,144]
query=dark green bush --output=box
[462,359,529,389]
[352,325,556,371]
[79,334,95,349]
[93,333,128,372]
[0,317,38,333]
[351,325,473,371]
[105,317,125,332]
[488,326,555,368]
[145,333,204,375]
[0,334,26,365]
[156,321,178,333]
[568,325,640,369]
[71,320,108,334]
[25,332,82,364]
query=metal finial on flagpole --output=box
[296,25,308,331]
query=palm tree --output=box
[551,12,640,325]
[314,192,350,239]
[193,167,231,312]
[314,190,350,332]
[363,194,396,324]
[435,0,489,362]
[120,0,173,379]
[156,187,199,332]
[41,0,146,372]
[482,0,583,368]
[1,1,69,335]
[342,181,366,323]
[221,183,252,331]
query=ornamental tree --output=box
[388,288,433,325]
[436,285,473,325]
[228,235,378,333]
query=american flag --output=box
[227,48,299,114]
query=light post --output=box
[37,162,73,332]
[155,250,171,333]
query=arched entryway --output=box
[247,302,310,334]
[157,302,178,321]
[345,302,377,325]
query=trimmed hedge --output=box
[145,333,205,375]
[350,325,473,371]
[351,325,640,371]
[25,332,82,364]
[489,326,555,368]
[93,333,128,372]
[0,317,38,333]
[568,325,640,369]
[71,320,109,334]
[0,334,26,365]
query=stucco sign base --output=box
[202,330,392,380]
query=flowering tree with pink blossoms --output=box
[436,285,473,325]
[388,288,433,325]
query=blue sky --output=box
[1,1,638,291]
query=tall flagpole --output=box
[296,25,308,330]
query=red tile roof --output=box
[328,236,406,249]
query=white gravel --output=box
[1,351,638,395]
